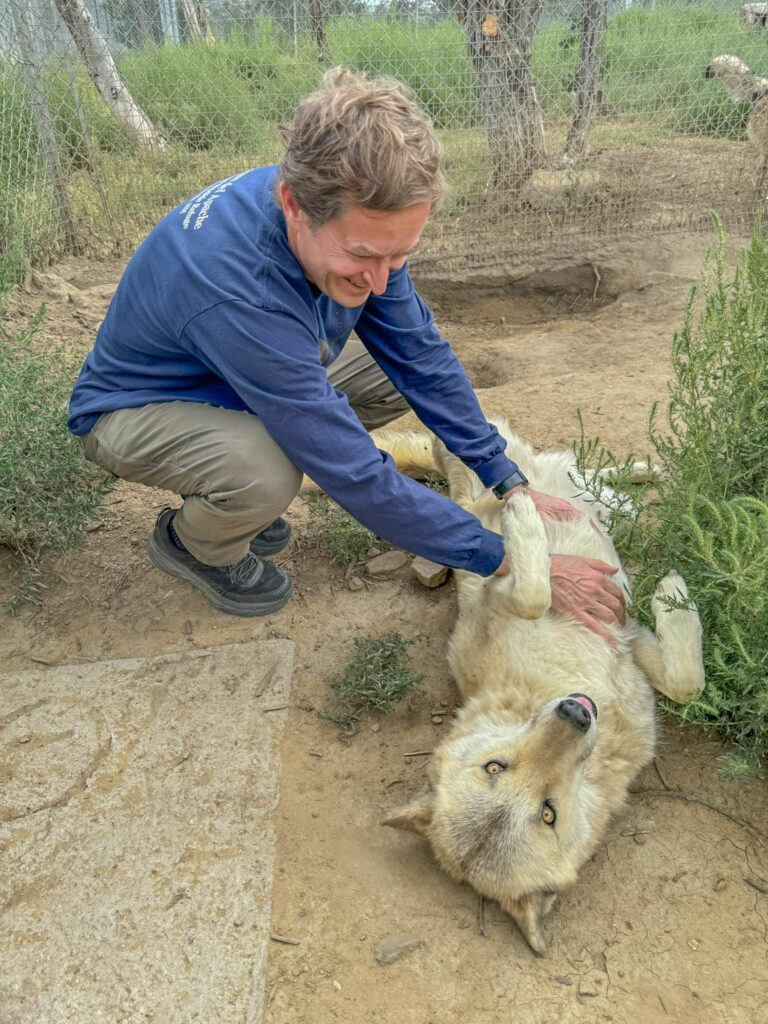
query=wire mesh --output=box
[1,0,765,284]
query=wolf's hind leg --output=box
[630,571,705,703]
[591,461,659,486]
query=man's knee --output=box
[220,463,303,518]
[214,428,302,514]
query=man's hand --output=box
[492,552,626,644]
[549,553,625,643]
[504,486,581,522]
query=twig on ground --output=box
[254,661,279,698]
[477,893,486,937]
[630,789,764,841]
[653,759,670,790]
[592,262,601,302]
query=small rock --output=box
[348,576,365,591]
[411,556,450,588]
[374,933,425,966]
[634,833,647,845]
[714,878,727,892]
[366,550,409,576]
[431,715,443,726]
[578,971,606,997]
[554,976,573,986]
[371,723,381,733]
[366,547,382,558]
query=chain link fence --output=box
[1,0,765,284]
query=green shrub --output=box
[301,489,376,567]
[320,632,425,730]
[0,307,115,613]
[573,217,768,758]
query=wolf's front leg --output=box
[630,571,705,703]
[488,492,551,619]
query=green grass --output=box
[0,307,115,613]
[300,490,376,567]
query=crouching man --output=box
[68,67,624,637]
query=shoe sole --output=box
[249,535,290,556]
[146,531,293,617]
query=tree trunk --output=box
[179,0,216,47]
[455,0,545,196]
[52,0,167,150]
[562,0,605,165]
[9,0,80,254]
[309,0,332,64]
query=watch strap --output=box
[492,468,529,499]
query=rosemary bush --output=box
[574,219,768,757]
[320,632,425,731]
[0,307,114,612]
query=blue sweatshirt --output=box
[68,166,518,575]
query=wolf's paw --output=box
[496,492,551,619]
[652,570,705,702]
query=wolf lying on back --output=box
[379,420,705,954]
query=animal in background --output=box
[704,54,768,196]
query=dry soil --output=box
[2,230,767,1024]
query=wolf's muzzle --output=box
[556,695,595,731]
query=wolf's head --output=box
[384,692,605,954]
[703,54,767,103]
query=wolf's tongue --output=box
[571,694,597,716]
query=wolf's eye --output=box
[483,759,507,775]
[542,801,556,826]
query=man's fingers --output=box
[602,577,625,604]
[584,558,619,574]
[571,608,617,647]
[589,599,625,626]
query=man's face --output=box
[280,183,430,307]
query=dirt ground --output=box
[2,230,767,1024]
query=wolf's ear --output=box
[381,793,435,835]
[500,890,558,955]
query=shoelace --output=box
[226,551,264,587]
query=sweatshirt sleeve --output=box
[180,298,506,575]
[354,264,519,488]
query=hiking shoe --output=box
[250,517,291,556]
[146,508,293,617]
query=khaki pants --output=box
[80,338,409,566]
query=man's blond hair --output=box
[275,67,446,227]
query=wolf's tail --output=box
[371,428,440,478]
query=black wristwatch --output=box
[492,468,529,499]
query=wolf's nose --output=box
[556,698,592,731]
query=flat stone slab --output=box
[0,640,294,1024]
